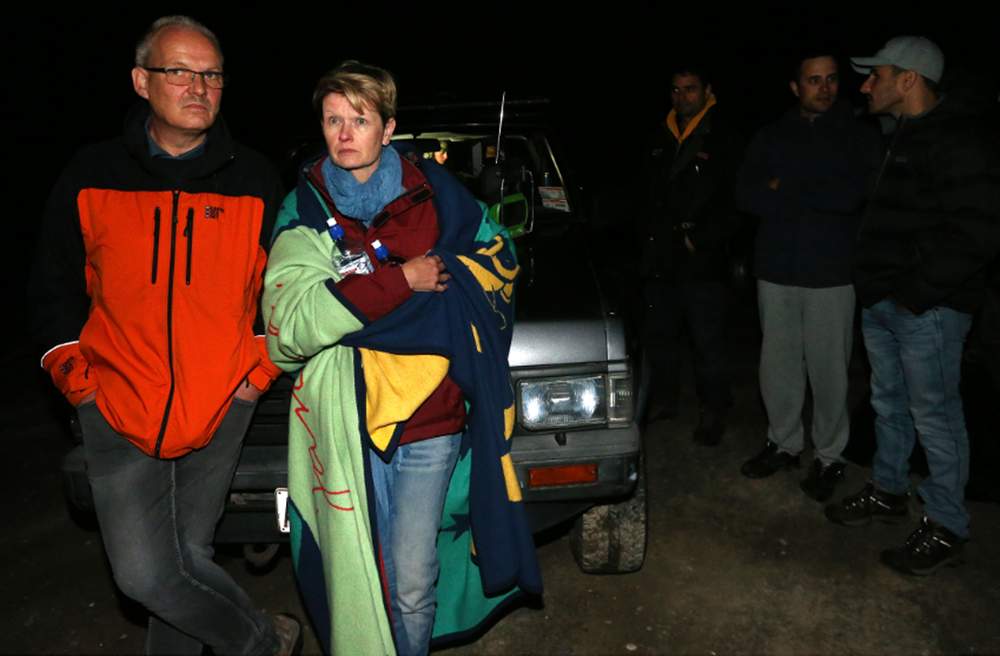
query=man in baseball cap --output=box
[851,36,944,84]
[826,36,1000,578]
[849,36,944,116]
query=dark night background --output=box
[4,8,1000,653]
[3,4,997,371]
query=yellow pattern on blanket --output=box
[359,349,449,453]
[458,235,520,304]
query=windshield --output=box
[392,130,580,232]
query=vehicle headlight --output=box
[518,372,633,430]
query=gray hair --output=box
[135,15,223,67]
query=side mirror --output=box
[489,192,530,238]
[487,163,536,237]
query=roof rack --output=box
[397,98,551,127]
[399,98,550,112]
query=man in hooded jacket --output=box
[640,65,743,445]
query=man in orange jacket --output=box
[28,15,299,655]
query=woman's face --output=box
[321,92,396,183]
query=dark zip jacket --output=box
[738,100,881,288]
[641,102,743,282]
[854,95,1000,314]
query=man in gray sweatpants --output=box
[735,49,880,501]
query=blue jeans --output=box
[368,433,462,656]
[80,399,278,656]
[862,300,973,538]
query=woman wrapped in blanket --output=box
[272,61,465,655]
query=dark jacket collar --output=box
[781,98,857,129]
[123,101,236,182]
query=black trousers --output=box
[641,278,732,414]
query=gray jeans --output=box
[757,280,855,464]
[79,399,278,656]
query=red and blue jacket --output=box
[275,155,467,443]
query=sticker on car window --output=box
[538,186,570,212]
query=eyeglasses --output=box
[144,67,225,89]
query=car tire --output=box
[243,542,281,570]
[569,456,647,574]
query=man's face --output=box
[860,65,907,116]
[671,74,711,120]
[790,56,839,118]
[132,27,223,139]
[321,93,396,183]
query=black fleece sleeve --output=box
[27,153,100,405]
[735,126,780,223]
[689,125,745,250]
[27,155,91,355]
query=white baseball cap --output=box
[851,36,944,83]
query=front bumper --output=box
[61,422,640,541]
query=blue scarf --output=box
[322,145,404,225]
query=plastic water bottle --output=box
[326,217,345,241]
[328,217,374,275]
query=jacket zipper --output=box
[154,190,181,457]
[857,117,906,241]
[183,207,194,285]
[871,117,905,199]
[151,208,161,284]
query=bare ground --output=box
[5,296,1000,655]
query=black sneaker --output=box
[800,459,846,502]
[824,482,909,526]
[740,441,800,478]
[880,516,966,576]
[692,410,726,446]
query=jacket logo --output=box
[205,206,224,219]
[696,152,710,160]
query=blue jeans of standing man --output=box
[80,399,279,655]
[862,299,973,538]
[369,433,462,656]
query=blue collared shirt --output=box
[146,118,206,160]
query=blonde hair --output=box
[312,60,397,123]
